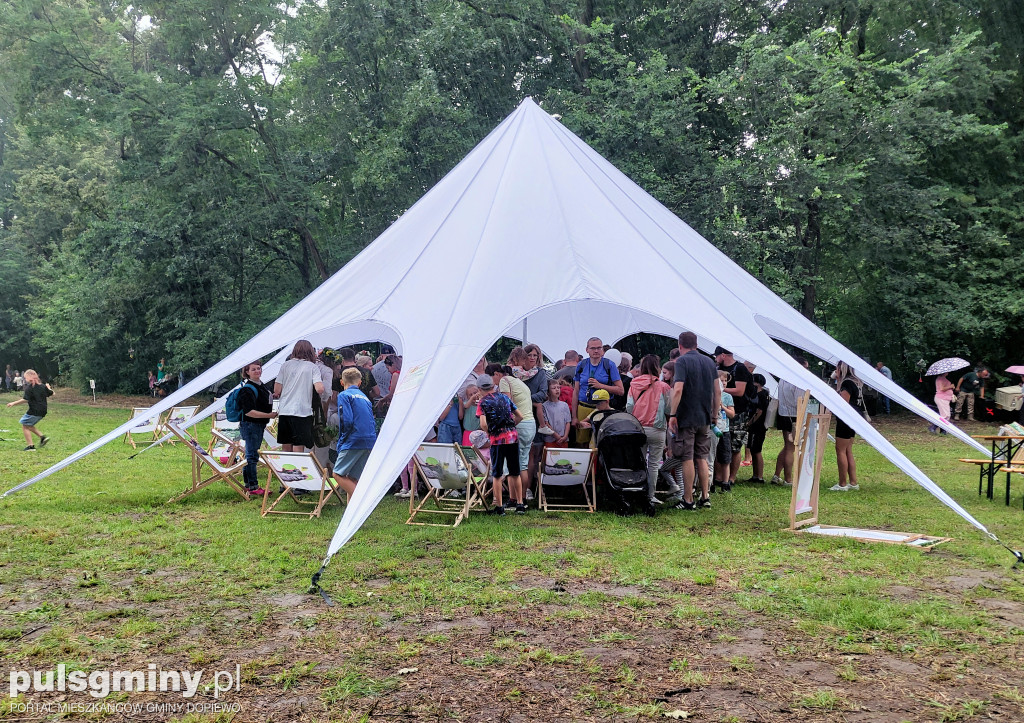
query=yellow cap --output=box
[592,389,611,401]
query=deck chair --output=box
[538,447,597,512]
[164,421,250,503]
[407,443,489,527]
[123,407,161,449]
[262,425,283,451]
[208,411,244,464]
[259,450,343,518]
[159,405,199,443]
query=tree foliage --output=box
[0,0,1020,392]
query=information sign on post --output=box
[89,379,96,402]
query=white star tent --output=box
[7,97,1005,565]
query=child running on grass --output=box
[7,369,53,451]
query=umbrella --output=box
[1006,365,1024,375]
[925,357,970,376]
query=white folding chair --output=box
[123,407,161,449]
[259,451,344,518]
[407,443,489,527]
[538,447,596,512]
[208,411,244,464]
[159,405,200,443]
[164,421,250,502]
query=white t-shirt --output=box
[276,359,323,417]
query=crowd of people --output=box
[227,334,1023,511]
[397,332,868,514]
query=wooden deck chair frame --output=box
[538,446,597,512]
[164,421,251,503]
[208,427,245,466]
[407,443,489,527]
[259,450,343,519]
[123,407,161,449]
[158,405,200,443]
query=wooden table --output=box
[970,435,1024,505]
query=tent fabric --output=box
[6,98,999,556]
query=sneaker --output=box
[665,483,682,495]
[698,496,712,509]
[751,477,765,484]
[740,460,752,467]
[720,482,733,492]
[487,505,505,516]
[536,426,556,436]
[247,487,266,497]
[445,489,465,499]
[23,445,36,452]
[38,436,49,448]
[848,483,860,490]
[674,499,696,511]
[515,504,527,515]
[649,497,664,505]
[771,475,791,486]
[829,484,850,492]
[524,489,534,502]
[395,489,411,499]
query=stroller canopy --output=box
[595,412,647,447]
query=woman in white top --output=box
[273,340,325,452]
[770,355,808,486]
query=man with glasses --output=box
[571,337,624,446]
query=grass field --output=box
[1,391,1024,722]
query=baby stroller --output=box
[594,412,652,516]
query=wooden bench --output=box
[999,465,1024,508]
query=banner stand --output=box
[786,392,952,551]
[788,391,831,530]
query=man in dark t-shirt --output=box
[715,346,754,484]
[334,347,379,402]
[954,367,990,420]
[669,332,720,508]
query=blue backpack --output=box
[225,382,257,423]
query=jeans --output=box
[437,421,462,444]
[239,420,265,490]
[642,426,666,500]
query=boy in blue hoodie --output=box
[333,367,377,497]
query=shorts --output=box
[490,442,521,478]
[715,431,732,466]
[730,412,748,453]
[437,421,461,445]
[747,426,766,454]
[776,415,795,433]
[333,448,372,479]
[20,414,43,426]
[670,425,711,462]
[514,420,535,471]
[835,419,856,440]
[277,415,314,448]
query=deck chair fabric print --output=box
[208,410,245,463]
[164,421,250,503]
[259,451,343,519]
[160,405,200,442]
[123,407,161,449]
[538,447,596,512]
[407,442,489,528]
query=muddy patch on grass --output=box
[268,592,310,608]
[975,598,1024,628]
[941,570,1004,591]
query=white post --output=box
[89,379,96,402]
